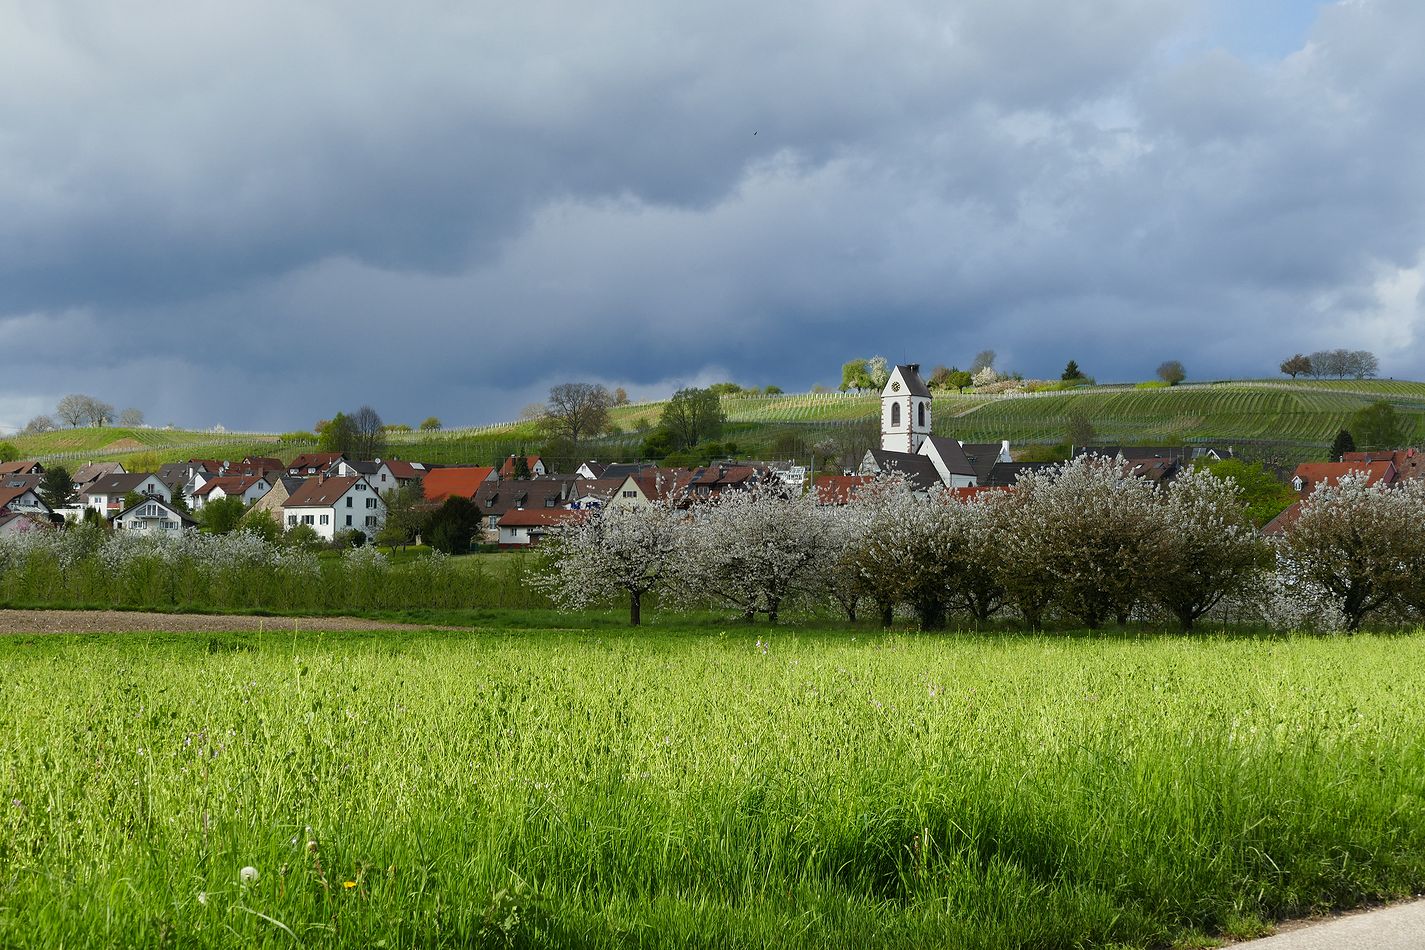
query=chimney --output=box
[908,363,920,375]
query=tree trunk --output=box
[878,600,894,628]
[629,590,641,626]
[843,598,858,623]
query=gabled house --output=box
[0,484,52,518]
[0,460,44,476]
[473,478,576,533]
[423,466,498,503]
[574,461,609,479]
[382,460,429,486]
[113,497,197,536]
[604,470,696,510]
[190,474,272,509]
[74,461,126,492]
[288,452,345,476]
[568,477,628,511]
[282,475,386,540]
[1342,449,1425,480]
[82,473,171,515]
[499,455,548,478]
[1075,445,1228,463]
[859,449,944,493]
[981,461,1055,487]
[331,459,399,492]
[813,475,874,505]
[916,436,980,488]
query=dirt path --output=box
[0,609,452,635]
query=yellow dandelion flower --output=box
[343,880,357,889]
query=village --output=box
[0,364,1412,547]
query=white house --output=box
[282,475,386,540]
[0,483,51,518]
[113,498,197,536]
[331,460,399,492]
[82,473,172,516]
[190,474,272,510]
[0,512,48,536]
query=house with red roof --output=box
[1290,460,1396,497]
[422,466,497,503]
[190,474,272,510]
[282,475,385,541]
[499,455,547,478]
[496,507,586,547]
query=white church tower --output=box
[881,364,932,453]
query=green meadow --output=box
[4,626,1424,948]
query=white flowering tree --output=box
[1279,474,1425,631]
[533,500,683,626]
[1150,466,1270,631]
[676,487,831,623]
[1004,455,1166,629]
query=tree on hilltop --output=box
[1280,354,1311,379]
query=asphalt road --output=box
[1233,899,1425,949]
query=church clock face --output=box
[891,381,901,392]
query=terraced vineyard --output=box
[9,379,1424,469]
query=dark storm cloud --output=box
[1,0,1422,431]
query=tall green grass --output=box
[3,628,1423,948]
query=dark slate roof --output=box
[982,462,1056,487]
[114,496,198,525]
[865,450,943,491]
[959,443,1005,481]
[921,436,978,478]
[474,479,571,516]
[599,462,659,480]
[892,364,932,397]
[83,473,165,497]
[1075,445,1225,461]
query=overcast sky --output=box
[2,0,1422,432]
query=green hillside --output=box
[8,379,1423,471]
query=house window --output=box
[622,490,637,498]
[346,515,352,526]
[320,515,329,525]
[288,515,297,526]
[346,497,353,507]
[302,515,314,525]
[544,497,556,508]
[891,403,901,426]
[380,474,387,482]
[366,498,377,509]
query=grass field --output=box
[10,378,1425,469]
[4,626,1424,948]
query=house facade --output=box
[113,498,197,536]
[282,476,386,540]
[82,473,172,516]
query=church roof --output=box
[920,435,978,478]
[863,450,943,491]
[890,364,931,398]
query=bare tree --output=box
[84,398,115,427]
[543,383,611,445]
[1345,350,1379,379]
[23,415,56,434]
[349,405,386,460]
[970,350,996,373]
[56,394,88,427]
[119,407,144,427]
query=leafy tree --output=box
[1280,354,1312,379]
[1061,360,1084,381]
[928,365,953,389]
[200,496,248,534]
[948,370,973,393]
[707,382,744,396]
[119,407,144,427]
[350,405,386,460]
[613,387,630,405]
[970,350,996,373]
[1347,400,1409,450]
[39,465,76,510]
[428,496,483,555]
[1156,360,1186,386]
[375,483,431,550]
[1065,411,1095,449]
[659,387,726,451]
[240,508,284,543]
[0,441,18,462]
[542,383,611,445]
[286,523,323,552]
[640,428,674,460]
[419,416,442,431]
[513,453,532,479]
[169,482,190,514]
[122,491,146,512]
[320,412,355,455]
[840,359,873,392]
[1330,429,1356,460]
[763,385,782,395]
[1200,459,1296,526]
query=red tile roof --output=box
[499,455,543,478]
[423,467,497,502]
[289,452,344,472]
[193,475,267,498]
[1292,461,1395,495]
[0,461,42,476]
[383,460,426,481]
[813,475,874,505]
